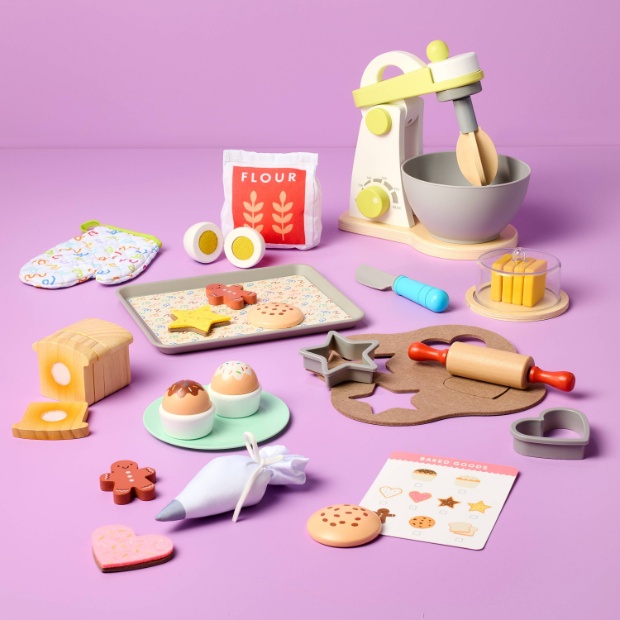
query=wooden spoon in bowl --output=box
[456,127,498,186]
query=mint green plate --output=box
[143,390,290,450]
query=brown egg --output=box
[162,380,211,416]
[210,361,259,396]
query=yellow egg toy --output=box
[224,228,265,269]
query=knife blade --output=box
[355,265,449,313]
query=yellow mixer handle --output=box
[352,67,484,109]
[352,41,484,109]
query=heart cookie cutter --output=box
[510,407,590,460]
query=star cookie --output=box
[468,500,492,514]
[438,496,460,509]
[168,305,230,336]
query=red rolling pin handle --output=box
[408,342,448,365]
[528,367,575,392]
[408,342,576,392]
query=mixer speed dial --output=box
[355,185,390,219]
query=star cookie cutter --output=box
[510,407,590,460]
[299,331,379,389]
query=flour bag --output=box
[221,150,322,250]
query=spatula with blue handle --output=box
[356,265,449,313]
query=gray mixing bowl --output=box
[401,152,531,244]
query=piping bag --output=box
[156,432,309,522]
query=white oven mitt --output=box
[19,220,161,289]
[155,432,309,523]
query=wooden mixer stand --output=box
[338,213,518,260]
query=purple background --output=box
[0,0,618,148]
[3,147,618,619]
[1,2,618,620]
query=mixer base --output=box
[338,212,518,260]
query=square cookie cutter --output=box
[510,407,590,460]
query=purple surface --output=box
[1,147,618,619]
[0,1,618,148]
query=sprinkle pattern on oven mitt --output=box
[19,221,162,289]
[90,227,161,285]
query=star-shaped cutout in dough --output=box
[168,305,230,336]
[468,500,492,514]
[299,331,379,389]
[438,496,460,509]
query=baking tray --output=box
[117,263,364,354]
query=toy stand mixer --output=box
[339,40,531,260]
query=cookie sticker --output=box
[412,469,437,482]
[468,501,492,514]
[438,496,460,509]
[376,508,395,523]
[379,486,403,499]
[409,491,432,503]
[449,522,478,537]
[409,516,436,529]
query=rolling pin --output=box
[407,341,575,392]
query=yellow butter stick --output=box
[523,259,547,307]
[512,258,536,305]
[490,253,513,302]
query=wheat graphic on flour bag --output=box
[221,150,322,250]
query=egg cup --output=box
[208,385,262,419]
[159,403,216,440]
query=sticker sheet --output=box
[360,452,518,550]
[127,274,350,346]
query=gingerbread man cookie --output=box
[206,283,257,310]
[100,460,157,505]
[376,508,395,523]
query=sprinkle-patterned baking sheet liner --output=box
[129,274,350,345]
[117,265,364,353]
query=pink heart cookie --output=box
[92,525,174,573]
[409,491,432,503]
